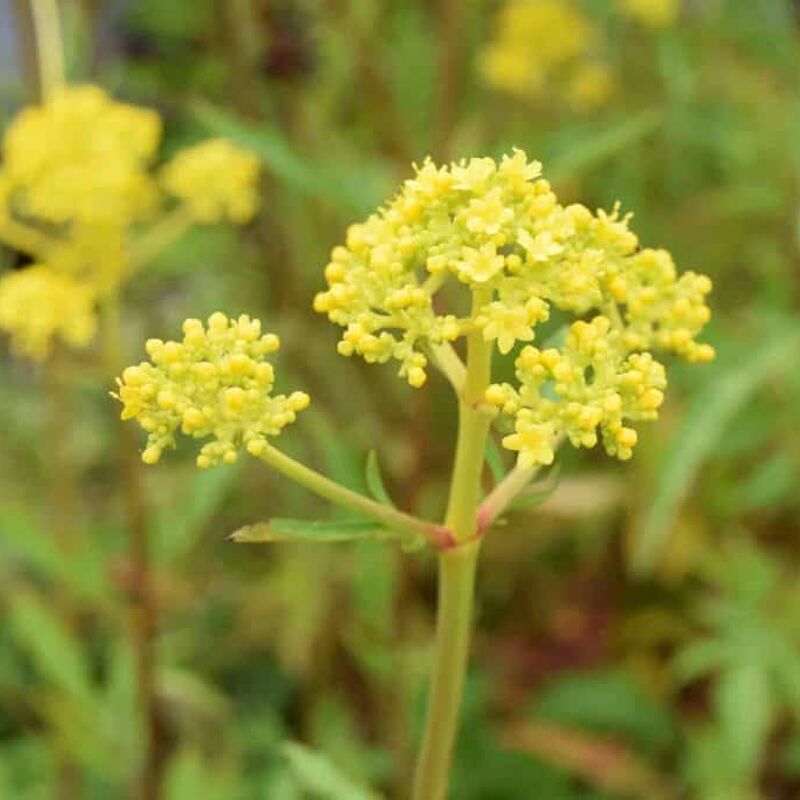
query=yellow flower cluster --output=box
[0,86,260,361]
[317,149,713,466]
[478,0,613,112]
[0,266,97,361]
[160,139,261,224]
[2,85,161,225]
[115,313,310,468]
[617,0,680,28]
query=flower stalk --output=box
[255,444,454,549]
[412,288,493,800]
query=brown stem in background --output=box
[326,0,412,164]
[434,0,465,162]
[121,421,166,800]
[11,0,41,98]
[216,0,299,309]
[102,300,166,800]
[45,348,84,800]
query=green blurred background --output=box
[1,0,799,798]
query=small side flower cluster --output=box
[316,149,713,467]
[0,86,260,361]
[160,139,260,224]
[115,313,310,468]
[617,0,680,28]
[0,266,97,360]
[478,0,613,112]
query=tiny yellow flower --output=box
[160,139,260,224]
[115,313,309,467]
[0,266,97,360]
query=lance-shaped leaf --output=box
[227,517,399,545]
[365,450,396,507]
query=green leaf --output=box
[715,664,773,783]
[193,103,390,215]
[509,466,561,512]
[9,591,93,701]
[548,110,663,183]
[365,451,396,508]
[532,670,676,754]
[154,463,241,563]
[228,518,397,544]
[632,328,800,575]
[485,438,507,485]
[282,742,382,800]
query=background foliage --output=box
[0,0,799,798]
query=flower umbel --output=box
[115,313,310,468]
[316,149,714,466]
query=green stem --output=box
[129,206,195,270]
[29,0,64,98]
[256,444,452,549]
[477,463,539,532]
[412,288,493,800]
[412,540,479,800]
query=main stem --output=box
[412,290,493,800]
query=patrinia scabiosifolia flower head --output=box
[315,149,713,468]
[0,86,260,361]
[115,313,310,467]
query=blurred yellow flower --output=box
[0,266,97,361]
[478,0,613,110]
[0,86,262,363]
[2,85,160,225]
[115,313,309,467]
[617,0,680,28]
[160,139,261,224]
[566,62,615,112]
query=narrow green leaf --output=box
[632,328,800,575]
[485,438,507,484]
[715,664,773,783]
[548,110,662,182]
[365,451,396,508]
[509,466,561,512]
[193,103,389,215]
[228,518,396,544]
[282,741,382,800]
[9,591,93,701]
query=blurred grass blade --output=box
[282,741,382,800]
[485,437,507,484]
[365,450,396,507]
[193,103,389,215]
[632,329,800,576]
[549,110,662,183]
[9,590,93,701]
[228,518,396,544]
